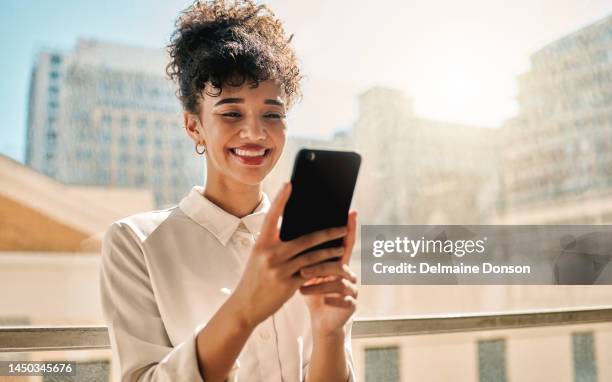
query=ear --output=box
[184,112,205,145]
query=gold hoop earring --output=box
[195,142,206,155]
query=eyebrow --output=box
[264,99,285,107]
[213,98,284,107]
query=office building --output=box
[500,14,612,224]
[352,87,500,225]
[25,39,203,207]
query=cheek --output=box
[203,125,232,152]
[271,128,287,150]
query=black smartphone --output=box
[280,148,362,257]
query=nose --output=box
[239,116,266,141]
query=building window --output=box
[115,80,124,94]
[478,338,507,382]
[101,131,111,143]
[154,156,163,168]
[50,54,62,65]
[136,173,146,185]
[96,169,110,182]
[119,152,130,165]
[364,346,399,382]
[135,83,144,96]
[119,134,129,147]
[101,114,112,127]
[76,149,92,160]
[573,332,597,382]
[118,169,128,185]
[138,118,147,129]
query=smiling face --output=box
[184,79,288,188]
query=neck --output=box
[203,174,263,218]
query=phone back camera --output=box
[307,152,316,161]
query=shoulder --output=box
[103,206,179,249]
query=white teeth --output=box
[232,148,266,157]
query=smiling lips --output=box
[229,144,271,166]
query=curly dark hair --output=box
[166,0,303,114]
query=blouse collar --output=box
[178,185,271,246]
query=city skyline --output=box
[2,0,612,163]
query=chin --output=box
[226,153,280,186]
[233,170,269,187]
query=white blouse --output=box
[99,185,356,382]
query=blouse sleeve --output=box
[99,222,240,382]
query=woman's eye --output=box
[265,113,285,119]
[222,112,242,118]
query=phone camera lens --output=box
[307,152,316,161]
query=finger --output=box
[289,271,312,289]
[299,278,358,298]
[282,246,345,277]
[259,182,292,242]
[300,260,357,283]
[342,210,358,265]
[290,272,339,290]
[302,275,337,287]
[283,226,347,259]
[323,295,357,309]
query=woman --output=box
[99,1,359,381]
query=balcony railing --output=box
[1,306,611,352]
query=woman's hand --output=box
[230,182,350,329]
[299,210,359,337]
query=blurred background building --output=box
[0,153,154,381]
[266,87,500,226]
[351,87,500,225]
[0,152,153,325]
[24,39,203,208]
[264,14,612,382]
[499,14,612,224]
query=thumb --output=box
[260,182,292,241]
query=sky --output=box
[1,0,612,163]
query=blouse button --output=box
[240,238,250,247]
[259,330,270,340]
